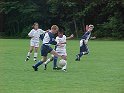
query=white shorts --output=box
[56,49,67,56]
[30,40,39,47]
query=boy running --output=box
[75,25,94,61]
[32,25,65,71]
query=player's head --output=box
[51,25,59,34]
[32,22,39,30]
[88,24,94,31]
[58,29,64,38]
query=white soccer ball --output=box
[59,59,66,67]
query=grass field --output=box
[0,39,124,93]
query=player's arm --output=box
[66,34,74,40]
[39,29,47,34]
[85,25,89,31]
[28,30,34,38]
[90,36,96,39]
[51,38,57,45]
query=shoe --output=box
[62,69,67,72]
[83,52,89,55]
[32,66,38,71]
[56,67,62,70]
[53,67,61,70]
[75,55,80,61]
[44,64,47,70]
[25,56,30,61]
[34,58,37,62]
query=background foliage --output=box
[0,0,124,38]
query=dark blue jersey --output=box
[81,31,91,40]
[43,31,57,46]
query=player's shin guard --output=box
[34,53,38,61]
[25,52,31,61]
[53,56,58,68]
[34,61,43,68]
[62,61,67,70]
[34,53,38,58]
[79,52,83,57]
[27,52,31,57]
[44,58,51,65]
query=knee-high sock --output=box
[44,58,51,65]
[34,61,43,68]
[53,56,58,68]
[79,52,84,57]
[27,52,31,57]
[62,61,67,70]
[34,53,38,58]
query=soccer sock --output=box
[62,61,67,70]
[79,52,84,57]
[53,56,58,68]
[44,58,51,65]
[27,52,31,57]
[34,61,43,68]
[34,53,38,58]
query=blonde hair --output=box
[51,25,59,31]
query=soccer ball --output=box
[59,59,66,67]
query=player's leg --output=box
[50,50,67,70]
[34,47,38,61]
[32,56,47,71]
[83,44,89,55]
[50,50,66,59]
[76,40,87,61]
[61,55,67,72]
[43,56,54,70]
[25,45,34,61]
[32,45,53,71]
[53,56,58,69]
[44,56,54,65]
[33,42,39,61]
[75,40,83,61]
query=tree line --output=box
[0,0,124,39]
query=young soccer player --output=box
[75,25,94,61]
[32,25,66,71]
[25,22,46,62]
[43,29,74,72]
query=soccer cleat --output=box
[53,67,61,70]
[25,56,30,61]
[56,67,62,70]
[75,55,80,61]
[62,69,67,72]
[32,66,38,71]
[34,58,37,62]
[44,64,47,70]
[83,51,89,55]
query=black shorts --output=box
[41,44,53,57]
[80,40,89,52]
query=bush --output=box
[20,26,32,38]
[95,16,124,39]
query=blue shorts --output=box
[41,44,53,57]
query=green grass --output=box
[0,39,124,93]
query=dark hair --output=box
[58,28,64,33]
[32,22,39,28]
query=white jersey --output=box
[56,35,66,52]
[28,29,45,42]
